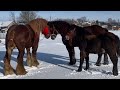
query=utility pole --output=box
[50,16,52,21]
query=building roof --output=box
[0,21,13,27]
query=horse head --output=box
[42,26,51,39]
[28,18,51,39]
[47,22,59,40]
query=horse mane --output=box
[70,24,92,36]
[48,20,70,24]
[27,18,48,35]
[48,20,71,35]
[48,20,71,28]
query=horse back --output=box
[84,25,108,36]
[6,25,35,47]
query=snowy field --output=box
[0,30,120,79]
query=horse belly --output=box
[25,36,34,48]
[86,39,101,54]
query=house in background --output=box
[0,21,14,33]
[0,21,15,39]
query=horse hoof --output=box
[4,69,15,76]
[95,63,101,66]
[32,60,39,67]
[69,62,74,65]
[113,73,118,76]
[113,72,118,76]
[16,65,27,75]
[27,59,32,67]
[84,68,89,71]
[103,62,109,65]
[4,65,15,75]
[16,70,27,75]
[69,61,76,65]
[77,69,82,72]
[69,59,76,65]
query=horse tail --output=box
[113,34,120,57]
[117,37,120,57]
[103,32,120,57]
[6,25,16,40]
[5,25,17,48]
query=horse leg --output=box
[103,36,118,76]
[16,48,27,75]
[108,54,118,76]
[112,56,118,76]
[106,50,118,76]
[4,47,15,75]
[66,45,76,65]
[85,53,89,70]
[31,46,39,67]
[26,48,32,67]
[95,53,102,66]
[103,52,109,65]
[78,51,86,72]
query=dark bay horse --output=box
[83,25,109,66]
[4,18,50,75]
[47,21,109,66]
[65,24,120,76]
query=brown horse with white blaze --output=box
[4,18,50,75]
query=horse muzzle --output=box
[65,35,70,40]
[45,34,50,39]
[51,34,57,40]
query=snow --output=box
[0,21,13,27]
[0,30,120,79]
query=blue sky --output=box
[0,11,120,21]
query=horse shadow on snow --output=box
[0,51,112,76]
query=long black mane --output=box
[48,21,71,36]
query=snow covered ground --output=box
[0,30,120,79]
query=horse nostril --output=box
[65,35,69,40]
[51,37,55,40]
[51,35,56,40]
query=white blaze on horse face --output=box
[65,35,70,40]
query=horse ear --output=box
[70,27,76,33]
[85,35,96,40]
[73,27,76,32]
[53,25,56,29]
[47,22,50,25]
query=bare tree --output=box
[18,11,38,24]
[108,18,113,23]
[9,11,17,24]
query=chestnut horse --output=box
[4,18,50,75]
[65,24,120,76]
[47,21,109,66]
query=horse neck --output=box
[25,24,35,36]
[73,26,86,40]
[28,19,47,36]
[54,24,68,37]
